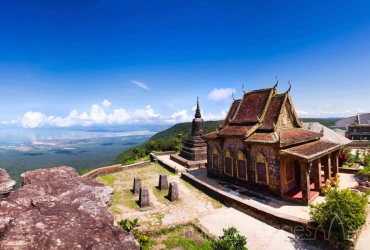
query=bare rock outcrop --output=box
[0,168,16,197]
[0,166,139,250]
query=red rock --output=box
[0,166,139,250]
[0,168,16,197]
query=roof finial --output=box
[195,96,201,118]
[242,84,247,93]
[286,80,291,93]
[273,76,278,89]
[232,92,236,101]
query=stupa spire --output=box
[195,96,201,118]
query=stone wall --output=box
[82,161,152,179]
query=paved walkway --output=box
[200,207,334,250]
[156,154,370,249]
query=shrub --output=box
[210,226,248,250]
[358,165,370,181]
[364,154,370,167]
[309,188,368,249]
[338,152,349,167]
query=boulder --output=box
[0,168,16,197]
[0,166,139,250]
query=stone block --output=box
[159,174,169,190]
[138,186,152,210]
[133,177,141,195]
[168,182,179,202]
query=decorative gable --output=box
[278,103,294,128]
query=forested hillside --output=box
[110,121,222,165]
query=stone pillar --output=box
[133,177,141,195]
[300,161,310,205]
[138,187,152,210]
[312,159,322,191]
[323,155,331,182]
[332,150,339,176]
[168,182,179,202]
[159,174,169,190]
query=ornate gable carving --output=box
[278,105,293,127]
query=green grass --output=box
[152,187,168,204]
[98,174,115,187]
[142,224,212,250]
[209,197,223,209]
[122,189,138,210]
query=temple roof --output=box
[280,140,341,161]
[203,81,315,144]
[231,88,273,124]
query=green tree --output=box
[309,188,368,249]
[131,146,140,159]
[210,227,248,250]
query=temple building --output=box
[202,80,342,205]
[170,97,207,168]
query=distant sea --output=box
[0,125,170,187]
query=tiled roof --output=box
[202,131,218,140]
[281,140,340,160]
[244,133,277,143]
[231,89,272,124]
[222,100,241,128]
[218,126,253,136]
[279,128,321,145]
[259,94,286,130]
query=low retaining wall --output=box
[339,167,360,174]
[181,172,338,245]
[82,161,151,179]
[156,158,179,174]
[151,151,176,156]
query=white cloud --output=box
[22,111,48,128]
[102,100,111,108]
[207,88,236,102]
[132,80,150,90]
[295,109,362,118]
[169,110,192,122]
[296,110,308,115]
[106,109,130,124]
[145,105,160,118]
[0,119,19,125]
[202,110,227,121]
[167,104,176,109]
[17,101,165,128]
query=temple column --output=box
[331,150,339,176]
[300,161,310,205]
[312,159,322,191]
[323,154,331,182]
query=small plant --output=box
[118,218,150,248]
[137,234,150,247]
[309,188,368,249]
[118,218,140,236]
[210,226,248,250]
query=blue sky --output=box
[1,1,370,128]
